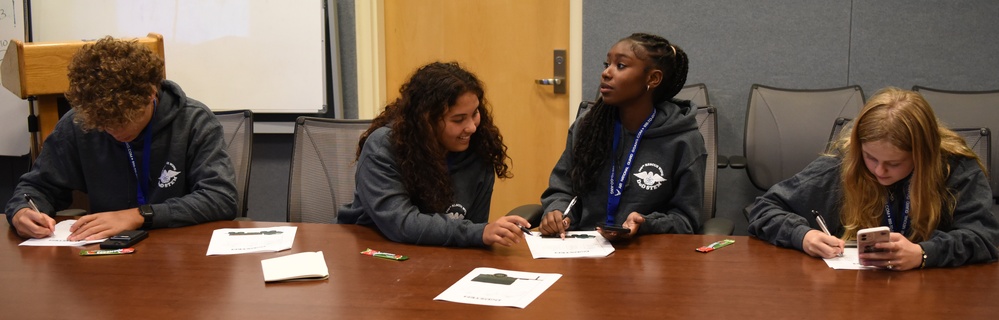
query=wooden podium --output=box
[0,33,164,158]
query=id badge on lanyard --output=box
[606,108,656,225]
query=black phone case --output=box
[600,224,631,233]
[100,230,148,249]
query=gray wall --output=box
[583,0,999,234]
[244,1,999,228]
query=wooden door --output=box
[384,0,570,221]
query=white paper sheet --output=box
[524,231,615,259]
[18,220,106,247]
[260,251,329,282]
[823,248,879,270]
[434,267,561,308]
[206,226,297,255]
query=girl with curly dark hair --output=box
[337,62,529,247]
[539,33,706,240]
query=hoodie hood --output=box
[640,99,699,139]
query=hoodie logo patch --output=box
[158,162,181,188]
[634,163,666,190]
[445,203,467,220]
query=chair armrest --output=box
[701,217,735,235]
[234,217,253,221]
[505,204,543,228]
[727,155,747,169]
[717,155,729,168]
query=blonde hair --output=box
[834,87,983,242]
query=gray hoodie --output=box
[6,80,237,228]
[337,126,494,247]
[541,100,706,234]
[748,155,999,268]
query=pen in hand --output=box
[812,210,842,257]
[518,225,533,236]
[560,196,578,240]
[24,193,55,236]
[24,194,42,214]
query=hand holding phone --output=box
[599,224,632,234]
[857,226,890,254]
[100,230,148,249]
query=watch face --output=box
[140,205,154,217]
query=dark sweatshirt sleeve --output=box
[747,157,841,251]
[5,120,84,224]
[354,131,486,247]
[152,112,238,228]
[540,121,577,223]
[919,158,999,267]
[638,150,704,235]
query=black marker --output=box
[518,225,533,236]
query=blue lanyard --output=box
[125,104,156,205]
[606,108,656,225]
[884,182,910,235]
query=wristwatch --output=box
[139,204,155,229]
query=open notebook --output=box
[260,251,330,283]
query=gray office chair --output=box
[730,84,865,191]
[696,106,734,235]
[913,86,999,203]
[287,117,371,223]
[214,110,253,219]
[676,83,710,107]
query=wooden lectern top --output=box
[1,33,164,99]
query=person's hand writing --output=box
[858,232,922,271]
[483,215,530,246]
[597,212,644,241]
[68,208,144,241]
[12,207,56,238]
[539,210,569,237]
[802,229,845,258]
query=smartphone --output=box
[599,224,632,234]
[857,226,890,254]
[100,230,149,249]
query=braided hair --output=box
[357,62,511,213]
[568,33,689,193]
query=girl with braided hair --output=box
[338,62,531,247]
[539,33,706,240]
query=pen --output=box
[24,194,42,213]
[518,225,533,236]
[813,210,831,235]
[560,196,578,239]
[812,209,843,257]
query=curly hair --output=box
[64,36,165,131]
[569,33,689,193]
[357,61,511,213]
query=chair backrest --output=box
[744,84,865,190]
[287,117,372,223]
[695,106,718,223]
[676,83,710,107]
[913,86,999,200]
[213,110,253,218]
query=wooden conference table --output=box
[2,216,998,319]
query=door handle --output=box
[536,49,566,94]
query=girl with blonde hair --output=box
[749,87,998,270]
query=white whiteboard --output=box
[30,0,326,113]
[0,0,28,156]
